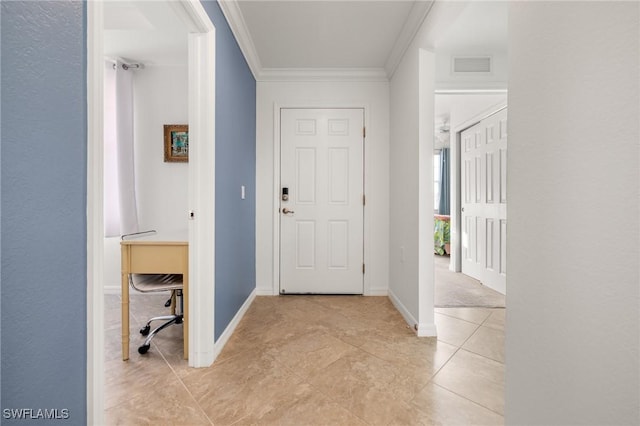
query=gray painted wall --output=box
[1,1,87,423]
[201,1,256,340]
[506,2,639,424]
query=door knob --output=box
[282,207,295,215]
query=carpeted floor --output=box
[435,255,506,308]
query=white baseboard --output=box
[213,289,256,360]
[388,289,418,329]
[365,287,388,296]
[387,289,437,337]
[256,288,276,296]
[415,322,437,337]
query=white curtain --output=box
[104,59,139,237]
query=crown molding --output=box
[385,0,435,78]
[217,0,262,79]
[219,0,435,83]
[257,67,389,83]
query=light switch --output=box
[241,185,246,200]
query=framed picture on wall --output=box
[164,124,189,162]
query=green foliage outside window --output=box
[434,217,450,255]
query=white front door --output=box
[280,108,364,294]
[461,107,507,294]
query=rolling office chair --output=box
[129,273,184,355]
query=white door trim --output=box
[270,103,374,296]
[86,3,105,423]
[87,1,215,423]
[183,1,216,369]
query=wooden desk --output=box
[121,234,188,361]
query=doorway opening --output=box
[425,0,509,317]
[433,94,507,308]
[87,1,215,423]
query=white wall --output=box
[255,80,390,295]
[388,0,476,335]
[388,0,511,336]
[134,65,189,233]
[506,2,639,424]
[389,47,422,324]
[389,46,439,335]
[104,65,189,290]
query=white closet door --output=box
[461,108,507,294]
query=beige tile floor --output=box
[104,294,505,425]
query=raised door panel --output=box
[461,108,507,294]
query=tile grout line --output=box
[411,321,484,398]
[431,382,505,417]
[435,308,493,325]
[411,343,504,419]
[265,330,378,425]
[480,308,506,331]
[410,311,505,416]
[458,327,505,365]
[106,296,505,424]
[275,359,373,426]
[154,332,215,425]
[453,320,505,365]
[426,322,505,417]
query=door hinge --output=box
[362,263,365,274]
[363,126,366,138]
[363,194,366,206]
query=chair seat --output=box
[129,273,183,292]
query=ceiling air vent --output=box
[452,56,492,73]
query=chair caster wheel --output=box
[140,325,151,336]
[138,344,150,354]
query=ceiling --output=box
[103,1,188,66]
[103,0,507,81]
[434,1,507,53]
[235,0,431,71]
[224,0,507,80]
[102,1,507,147]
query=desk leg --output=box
[121,272,130,361]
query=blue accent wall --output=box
[1,1,87,423]
[201,1,256,340]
